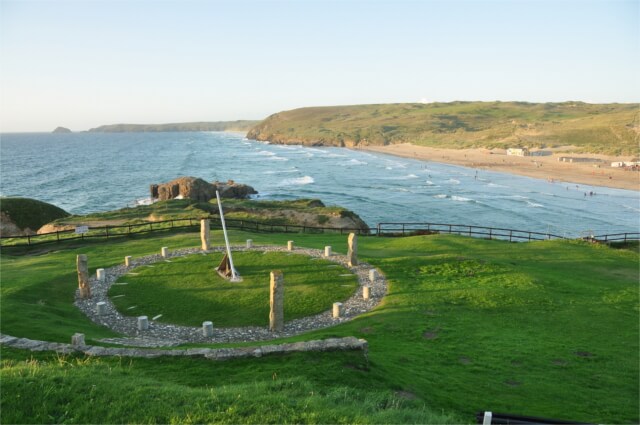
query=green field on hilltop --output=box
[1,231,638,423]
[110,251,358,327]
[247,101,640,155]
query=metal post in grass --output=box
[215,191,240,282]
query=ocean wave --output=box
[446,179,460,185]
[487,182,508,188]
[451,195,472,202]
[425,180,435,185]
[340,159,368,166]
[258,150,276,156]
[433,194,448,199]
[269,156,289,161]
[263,168,299,174]
[526,201,544,208]
[623,204,640,212]
[280,176,315,186]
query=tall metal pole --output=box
[216,190,239,281]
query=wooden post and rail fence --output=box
[0,216,637,248]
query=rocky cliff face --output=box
[150,177,257,202]
[0,211,35,236]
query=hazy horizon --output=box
[1,0,638,132]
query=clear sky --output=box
[1,0,638,132]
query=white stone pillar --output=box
[287,240,294,251]
[246,239,253,249]
[96,301,107,315]
[369,269,378,282]
[137,316,149,331]
[96,268,106,281]
[269,271,284,332]
[71,333,85,346]
[201,219,211,251]
[324,246,332,257]
[363,286,370,300]
[161,247,169,258]
[202,321,214,337]
[125,256,132,267]
[332,302,344,318]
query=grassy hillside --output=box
[246,102,640,155]
[1,231,637,423]
[40,198,368,231]
[0,197,69,232]
[89,120,259,132]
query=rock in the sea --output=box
[52,127,72,133]
[150,177,257,202]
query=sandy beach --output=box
[358,144,639,191]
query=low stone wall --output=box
[0,333,368,361]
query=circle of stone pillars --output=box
[200,219,211,251]
[77,254,91,299]
[287,241,294,251]
[137,316,149,331]
[96,301,107,316]
[269,271,284,332]
[96,268,106,282]
[246,239,253,248]
[161,247,169,258]
[125,256,133,267]
[324,246,332,257]
[202,321,214,337]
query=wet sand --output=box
[358,144,639,191]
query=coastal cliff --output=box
[89,120,258,133]
[246,102,640,155]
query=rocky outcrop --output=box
[0,211,34,236]
[150,177,257,202]
[52,127,72,133]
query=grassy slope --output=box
[1,231,638,423]
[47,198,364,228]
[111,251,358,327]
[246,101,640,155]
[0,198,69,231]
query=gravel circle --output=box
[75,245,386,346]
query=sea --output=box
[1,131,638,237]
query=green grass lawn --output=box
[110,251,358,327]
[1,231,638,423]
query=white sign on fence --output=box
[75,226,89,234]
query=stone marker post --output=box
[201,219,211,251]
[71,333,85,346]
[347,233,358,266]
[369,269,378,282]
[137,316,149,331]
[269,271,284,332]
[246,239,253,249]
[77,254,91,299]
[125,256,132,267]
[332,302,344,318]
[96,268,106,281]
[161,247,169,258]
[287,240,294,251]
[363,286,371,300]
[96,301,107,315]
[202,321,214,337]
[324,246,332,257]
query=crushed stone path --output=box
[75,245,386,347]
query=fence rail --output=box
[1,216,637,248]
[376,222,567,242]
